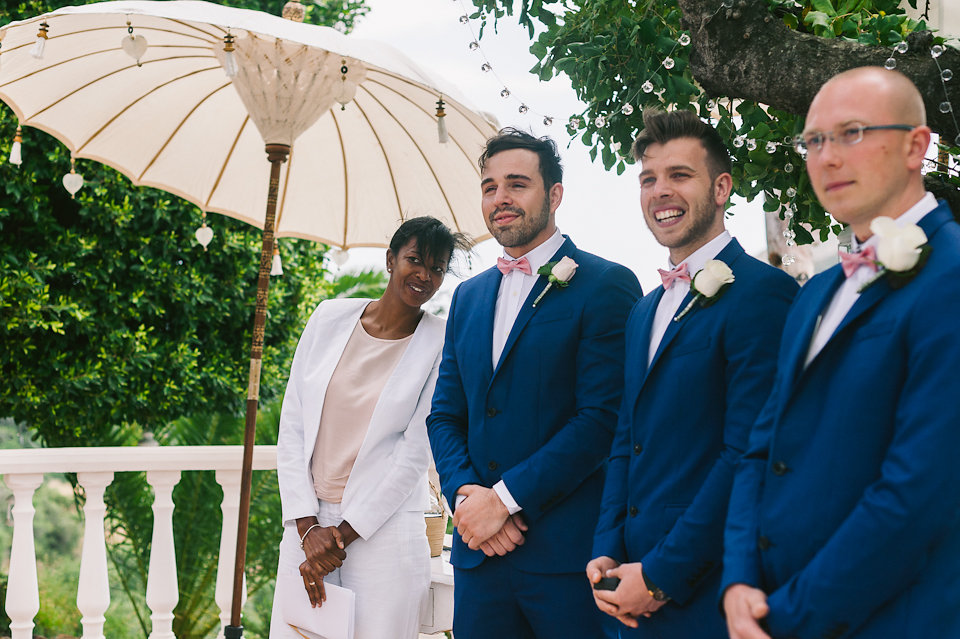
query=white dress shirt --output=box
[492,228,566,367]
[457,228,566,516]
[649,231,732,366]
[804,192,936,367]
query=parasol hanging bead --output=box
[281,0,306,22]
[9,125,22,166]
[62,158,84,198]
[195,214,213,250]
[121,21,148,66]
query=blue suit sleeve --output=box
[764,284,960,638]
[427,287,484,507]
[499,263,641,523]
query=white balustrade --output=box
[4,473,42,639]
[214,469,246,639]
[0,446,276,639]
[0,445,455,637]
[146,469,181,639]
[76,471,114,639]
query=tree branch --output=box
[678,0,960,139]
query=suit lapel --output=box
[493,238,573,377]
[474,269,501,381]
[779,268,843,395]
[634,288,664,387]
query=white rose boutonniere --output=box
[858,216,931,292]
[674,259,734,322]
[533,256,578,307]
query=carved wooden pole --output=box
[225,143,290,639]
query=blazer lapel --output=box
[634,288,663,386]
[780,268,843,395]
[493,238,573,377]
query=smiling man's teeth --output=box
[656,208,684,222]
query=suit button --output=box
[633,443,643,455]
[486,407,498,418]
[758,535,771,551]
[488,461,498,471]
[629,506,638,516]
[772,461,789,476]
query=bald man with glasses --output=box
[722,66,960,639]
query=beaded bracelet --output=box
[299,523,322,550]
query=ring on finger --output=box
[308,582,316,586]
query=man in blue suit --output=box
[588,109,798,637]
[427,128,642,638]
[723,67,960,639]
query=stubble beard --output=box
[490,194,551,248]
[650,189,718,252]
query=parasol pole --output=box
[225,142,290,639]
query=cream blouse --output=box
[310,319,413,502]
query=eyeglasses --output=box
[793,123,916,157]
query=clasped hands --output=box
[296,517,359,608]
[453,484,527,556]
[586,557,667,628]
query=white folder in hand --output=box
[276,572,356,639]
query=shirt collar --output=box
[501,228,565,275]
[854,192,937,252]
[667,230,733,275]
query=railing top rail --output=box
[0,445,278,474]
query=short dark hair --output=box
[632,109,732,179]
[389,216,472,272]
[479,127,563,188]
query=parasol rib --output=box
[356,82,460,232]
[205,114,252,212]
[136,80,232,182]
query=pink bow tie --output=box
[659,263,691,289]
[497,256,532,276]
[839,246,878,278]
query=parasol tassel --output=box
[9,126,22,166]
[222,34,238,78]
[271,245,283,276]
[30,22,48,59]
[436,97,449,144]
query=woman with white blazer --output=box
[270,217,470,639]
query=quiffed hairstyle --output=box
[479,127,564,188]
[632,109,732,179]
[388,216,473,273]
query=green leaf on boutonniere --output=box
[691,280,733,308]
[858,244,932,293]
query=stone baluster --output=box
[145,470,181,639]
[4,473,43,639]
[77,471,115,639]
[214,469,246,639]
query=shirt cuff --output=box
[493,480,522,515]
[454,494,466,511]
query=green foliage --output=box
[470,0,959,244]
[0,0,370,637]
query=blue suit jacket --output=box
[593,239,797,637]
[428,236,641,572]
[723,201,960,639]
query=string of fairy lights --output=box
[7,2,959,268]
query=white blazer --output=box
[276,297,445,540]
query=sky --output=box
[344,0,769,297]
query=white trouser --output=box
[269,500,430,639]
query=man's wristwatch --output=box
[642,569,671,602]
